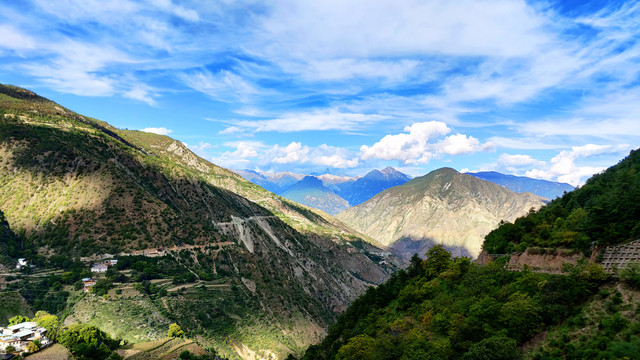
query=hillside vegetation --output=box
[300,149,640,360]
[300,246,614,360]
[483,149,640,255]
[0,84,392,360]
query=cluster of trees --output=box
[114,255,203,285]
[58,323,121,360]
[8,311,121,359]
[484,149,640,254]
[0,209,21,264]
[300,246,608,360]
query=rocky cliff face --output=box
[336,168,546,261]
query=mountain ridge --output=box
[466,171,574,200]
[336,167,546,260]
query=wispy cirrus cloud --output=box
[0,0,638,177]
[222,109,388,133]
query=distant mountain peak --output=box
[298,175,324,187]
[337,167,546,260]
[310,168,349,177]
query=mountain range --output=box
[236,167,411,215]
[0,84,393,359]
[238,166,572,217]
[335,167,411,206]
[280,176,350,216]
[336,168,546,261]
[466,171,574,200]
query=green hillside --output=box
[300,246,618,360]
[0,209,20,265]
[483,149,640,255]
[0,84,392,360]
[299,151,640,360]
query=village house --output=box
[14,259,27,270]
[143,248,166,257]
[90,259,117,273]
[91,263,108,273]
[82,277,96,292]
[0,322,49,354]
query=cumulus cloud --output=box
[360,121,449,164]
[212,141,360,170]
[141,127,173,135]
[360,121,492,164]
[270,142,359,168]
[525,144,630,186]
[272,142,309,164]
[437,134,494,155]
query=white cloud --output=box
[360,121,492,164]
[258,0,548,61]
[218,126,243,135]
[287,58,420,82]
[494,153,547,174]
[487,137,566,150]
[0,24,36,51]
[525,144,630,186]
[360,121,449,163]
[498,154,546,167]
[272,142,310,164]
[141,127,173,135]
[181,69,259,103]
[212,141,360,170]
[436,134,494,155]
[312,144,360,168]
[228,109,387,133]
[150,0,199,22]
[124,86,156,105]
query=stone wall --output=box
[601,239,640,273]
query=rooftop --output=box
[7,322,36,331]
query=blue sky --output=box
[1,0,639,186]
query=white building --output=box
[15,259,27,270]
[91,263,108,273]
[0,321,49,353]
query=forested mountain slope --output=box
[299,246,631,360]
[483,149,640,255]
[0,84,392,360]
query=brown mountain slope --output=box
[336,167,546,261]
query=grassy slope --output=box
[0,290,33,325]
